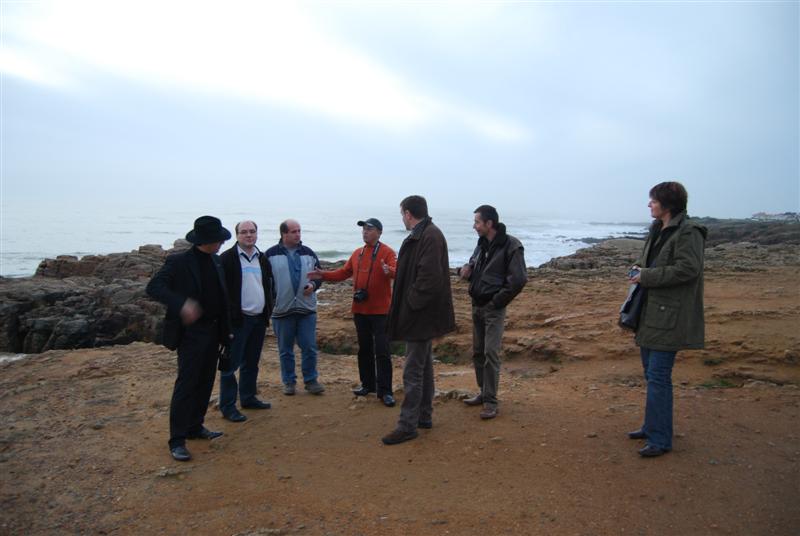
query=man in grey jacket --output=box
[459,205,527,420]
[263,219,325,396]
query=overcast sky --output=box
[1,1,798,221]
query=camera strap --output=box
[356,241,381,291]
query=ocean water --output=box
[0,203,647,278]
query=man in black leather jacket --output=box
[459,205,527,420]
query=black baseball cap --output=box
[357,218,383,231]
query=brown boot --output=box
[480,405,498,420]
[463,394,483,406]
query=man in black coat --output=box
[146,215,233,462]
[218,220,274,422]
[459,205,527,420]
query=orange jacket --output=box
[321,242,397,315]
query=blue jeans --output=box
[639,347,677,450]
[219,314,267,416]
[272,313,319,385]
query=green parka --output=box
[634,212,707,352]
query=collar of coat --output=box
[478,222,508,252]
[407,216,432,240]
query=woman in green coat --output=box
[628,182,707,457]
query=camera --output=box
[353,289,369,302]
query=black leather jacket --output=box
[466,224,527,308]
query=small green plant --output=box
[700,378,737,389]
[433,342,461,364]
[319,342,354,355]
[389,341,406,357]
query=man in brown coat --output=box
[382,195,456,445]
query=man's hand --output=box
[307,269,323,281]
[180,298,202,325]
[303,283,316,296]
[459,264,472,280]
[381,261,390,275]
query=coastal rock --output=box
[0,245,178,353]
[1,219,798,355]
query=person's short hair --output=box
[235,220,257,234]
[474,205,499,228]
[400,195,428,219]
[279,221,289,236]
[649,181,688,215]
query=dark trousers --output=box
[396,340,434,433]
[169,320,219,448]
[219,313,267,416]
[471,304,506,408]
[353,313,392,396]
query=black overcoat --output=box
[146,248,232,350]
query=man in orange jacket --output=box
[308,218,398,406]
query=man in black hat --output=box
[147,215,234,462]
[308,218,398,407]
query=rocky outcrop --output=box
[2,218,797,355]
[0,243,190,354]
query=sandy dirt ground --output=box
[1,265,798,535]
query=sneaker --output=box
[381,429,419,445]
[283,384,296,396]
[304,380,325,395]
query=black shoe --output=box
[170,445,191,461]
[188,427,224,440]
[638,445,668,457]
[223,410,247,423]
[381,394,396,407]
[418,420,433,429]
[628,429,647,440]
[352,386,374,397]
[463,394,483,406]
[382,429,419,445]
[242,398,271,410]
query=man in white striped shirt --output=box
[219,220,274,422]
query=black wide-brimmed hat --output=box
[185,215,231,245]
[357,218,383,231]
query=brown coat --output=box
[388,217,456,342]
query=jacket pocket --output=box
[643,295,680,330]
[473,272,504,301]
